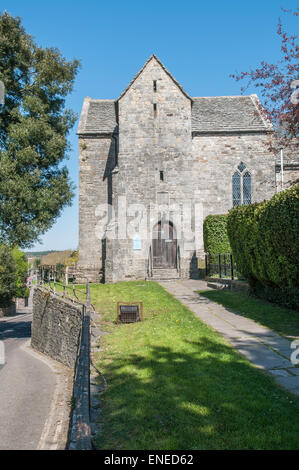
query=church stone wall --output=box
[77,57,279,284]
[105,59,197,282]
[275,146,299,191]
[276,167,299,191]
[78,135,116,282]
[192,133,276,224]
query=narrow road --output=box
[0,313,56,450]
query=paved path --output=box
[159,280,299,396]
[0,313,56,450]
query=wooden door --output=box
[152,221,177,268]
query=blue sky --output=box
[3,0,298,251]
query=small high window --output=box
[133,233,142,251]
[160,171,164,181]
[232,162,252,207]
[153,80,157,92]
[153,103,157,117]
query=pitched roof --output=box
[117,54,192,102]
[77,97,118,135]
[191,95,273,133]
[78,85,273,135]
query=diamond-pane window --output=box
[243,171,251,205]
[238,161,246,172]
[232,171,241,207]
[232,163,252,207]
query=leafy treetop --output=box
[0,12,80,247]
[231,7,298,151]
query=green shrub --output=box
[11,247,29,298]
[34,258,41,269]
[251,281,299,310]
[0,246,28,307]
[203,214,231,254]
[0,245,17,307]
[65,249,78,266]
[227,183,299,308]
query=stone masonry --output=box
[77,55,282,283]
[275,143,299,191]
[31,287,83,369]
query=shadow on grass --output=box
[199,290,299,338]
[94,335,299,450]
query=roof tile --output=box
[191,95,272,133]
[77,98,118,135]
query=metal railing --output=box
[176,244,181,275]
[29,266,91,306]
[147,246,153,278]
[69,301,92,450]
[205,253,243,281]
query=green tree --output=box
[65,249,78,266]
[0,245,17,307]
[230,8,298,150]
[11,246,28,298]
[0,12,80,247]
[33,257,41,269]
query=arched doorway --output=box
[152,221,177,268]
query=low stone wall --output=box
[0,302,16,317]
[31,287,84,369]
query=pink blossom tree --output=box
[231,7,298,151]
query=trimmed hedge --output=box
[203,215,231,254]
[227,183,299,308]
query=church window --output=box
[153,80,157,92]
[243,171,251,205]
[232,162,252,207]
[153,103,157,117]
[160,171,164,181]
[237,161,246,172]
[232,171,241,207]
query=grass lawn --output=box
[89,281,299,450]
[199,290,299,338]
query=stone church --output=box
[77,55,277,283]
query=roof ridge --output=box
[88,98,116,102]
[192,95,253,99]
[249,94,273,129]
